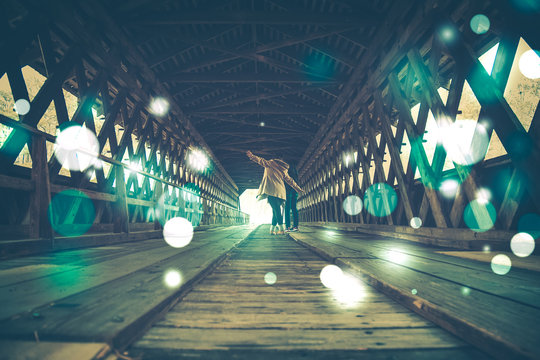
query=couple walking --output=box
[247,151,303,235]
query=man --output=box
[284,162,299,232]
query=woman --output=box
[247,150,303,235]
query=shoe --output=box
[276,231,285,235]
[290,227,299,232]
[285,228,291,233]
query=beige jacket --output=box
[249,154,303,200]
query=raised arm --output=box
[283,173,303,193]
[246,150,270,167]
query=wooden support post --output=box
[375,95,415,223]
[442,26,540,210]
[389,72,448,227]
[364,106,394,225]
[153,180,163,230]
[30,135,52,240]
[114,164,129,234]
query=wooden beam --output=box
[375,95,414,222]
[126,10,381,26]
[176,27,359,72]
[191,87,322,111]
[388,72,448,228]
[162,72,340,84]
[441,24,540,210]
[191,105,327,115]
[0,48,81,168]
[69,1,238,193]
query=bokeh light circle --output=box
[410,217,422,229]
[411,288,418,295]
[442,120,489,166]
[163,217,194,248]
[518,213,540,239]
[491,254,511,275]
[464,200,496,232]
[439,178,460,199]
[510,232,535,257]
[331,273,364,307]
[14,99,31,115]
[163,269,182,288]
[461,287,471,296]
[519,49,540,79]
[320,265,343,289]
[54,123,100,172]
[364,183,398,217]
[343,195,363,216]
[149,97,170,116]
[437,23,459,45]
[264,272,277,285]
[48,189,95,237]
[470,14,490,35]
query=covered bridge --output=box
[0,0,539,359]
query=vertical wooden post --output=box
[153,180,163,230]
[30,135,52,240]
[114,164,129,234]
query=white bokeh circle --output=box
[163,217,194,248]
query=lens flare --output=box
[189,148,209,172]
[491,254,511,275]
[464,200,496,232]
[475,188,492,204]
[48,189,96,237]
[149,97,170,116]
[411,288,418,295]
[331,273,365,307]
[163,217,194,248]
[54,123,100,172]
[264,272,277,285]
[410,217,422,229]
[470,14,490,35]
[519,49,540,79]
[461,287,471,296]
[439,178,459,199]
[441,120,489,166]
[364,183,398,217]
[14,99,31,115]
[510,232,535,257]
[387,249,408,265]
[320,265,343,289]
[163,269,182,288]
[343,195,363,216]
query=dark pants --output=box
[267,196,284,226]
[285,191,298,228]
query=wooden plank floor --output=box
[131,225,487,359]
[0,225,255,360]
[289,224,540,360]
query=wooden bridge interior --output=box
[1,0,539,359]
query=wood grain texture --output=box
[132,225,483,359]
[290,226,540,359]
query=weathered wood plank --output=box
[136,327,464,351]
[134,226,473,358]
[290,227,540,360]
[0,340,107,360]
